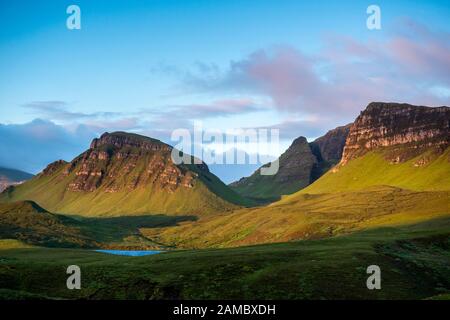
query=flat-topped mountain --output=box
[341,102,449,164]
[0,132,250,216]
[61,132,201,193]
[300,102,450,194]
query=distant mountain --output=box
[229,137,318,203]
[0,132,251,216]
[230,125,351,203]
[0,167,33,192]
[149,102,450,248]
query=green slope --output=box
[139,148,450,249]
[229,170,310,204]
[0,132,252,216]
[141,186,450,248]
[0,201,96,248]
[1,218,449,300]
[0,164,246,216]
[294,147,450,196]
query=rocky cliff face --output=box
[310,124,352,163]
[341,102,450,164]
[230,136,318,202]
[271,136,318,185]
[1,131,250,216]
[45,132,204,194]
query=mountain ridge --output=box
[341,102,449,165]
[230,124,352,202]
[229,136,318,203]
[0,132,252,216]
[141,102,450,248]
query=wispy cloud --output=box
[139,97,268,120]
[157,19,449,120]
[22,101,122,121]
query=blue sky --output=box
[0,0,449,182]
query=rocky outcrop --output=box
[230,136,318,202]
[54,132,203,193]
[309,124,352,163]
[41,160,68,176]
[0,131,250,216]
[341,102,450,164]
[231,102,449,201]
[90,132,172,152]
[270,136,318,186]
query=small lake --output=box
[94,250,163,256]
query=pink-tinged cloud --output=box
[183,19,449,120]
[222,46,322,111]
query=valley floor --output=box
[1,217,449,300]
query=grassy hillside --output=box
[229,171,309,204]
[0,201,198,250]
[0,201,96,248]
[0,132,253,216]
[141,186,450,248]
[294,147,450,195]
[140,147,449,249]
[0,239,34,249]
[0,167,241,216]
[1,218,449,300]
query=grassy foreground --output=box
[0,217,449,300]
[141,186,450,248]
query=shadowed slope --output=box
[0,201,96,248]
[141,103,450,248]
[140,186,449,248]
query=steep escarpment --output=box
[341,102,449,165]
[310,124,352,163]
[0,132,250,216]
[61,132,199,193]
[299,102,450,194]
